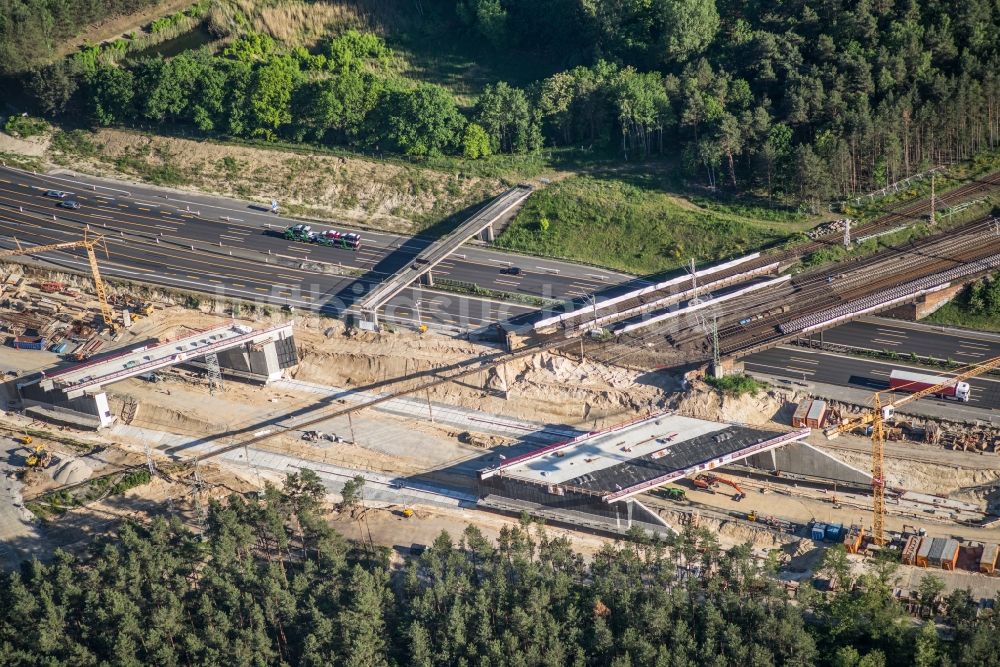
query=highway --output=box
[744,346,1000,412]
[808,318,1000,361]
[0,166,635,330]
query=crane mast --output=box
[827,354,1000,546]
[0,235,117,331]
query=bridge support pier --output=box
[358,308,379,331]
[482,223,495,243]
[709,358,741,378]
[422,270,435,287]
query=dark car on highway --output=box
[501,266,522,276]
[57,200,81,209]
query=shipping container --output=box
[806,400,828,428]
[811,523,827,541]
[825,522,843,541]
[927,537,947,567]
[889,369,970,402]
[980,544,999,574]
[791,400,811,428]
[13,336,45,350]
[940,539,960,570]
[902,536,922,565]
[916,536,934,567]
[843,525,864,553]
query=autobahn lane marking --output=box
[871,338,902,346]
[220,235,245,242]
[0,195,552,319]
[875,328,907,337]
[0,184,200,233]
[0,206,325,284]
[2,177,604,303]
[744,361,813,376]
[0,214,313,292]
[959,341,991,349]
[789,357,820,365]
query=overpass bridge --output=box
[478,411,820,534]
[357,185,532,327]
[19,321,296,427]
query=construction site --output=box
[0,167,999,610]
[0,256,997,602]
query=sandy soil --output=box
[292,324,671,428]
[0,131,49,157]
[47,129,502,234]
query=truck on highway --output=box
[284,224,312,241]
[889,369,970,402]
[312,229,362,250]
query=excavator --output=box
[24,443,51,470]
[693,473,746,500]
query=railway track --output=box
[546,171,1000,358]
[585,215,1000,367]
[716,222,999,356]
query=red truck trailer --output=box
[889,369,970,402]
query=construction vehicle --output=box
[19,434,32,445]
[746,510,757,521]
[664,487,686,501]
[0,234,117,332]
[693,473,746,500]
[402,508,414,518]
[24,444,51,469]
[826,354,1000,545]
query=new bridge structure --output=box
[478,411,817,535]
[18,321,296,427]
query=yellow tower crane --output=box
[825,354,1000,545]
[0,234,117,331]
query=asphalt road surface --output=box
[808,318,1000,361]
[0,166,640,330]
[744,346,1000,411]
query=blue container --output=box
[825,523,843,541]
[811,523,827,541]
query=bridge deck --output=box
[358,185,532,319]
[41,321,293,397]
[481,411,810,502]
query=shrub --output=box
[4,114,48,138]
[704,373,764,397]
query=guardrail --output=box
[601,428,812,502]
